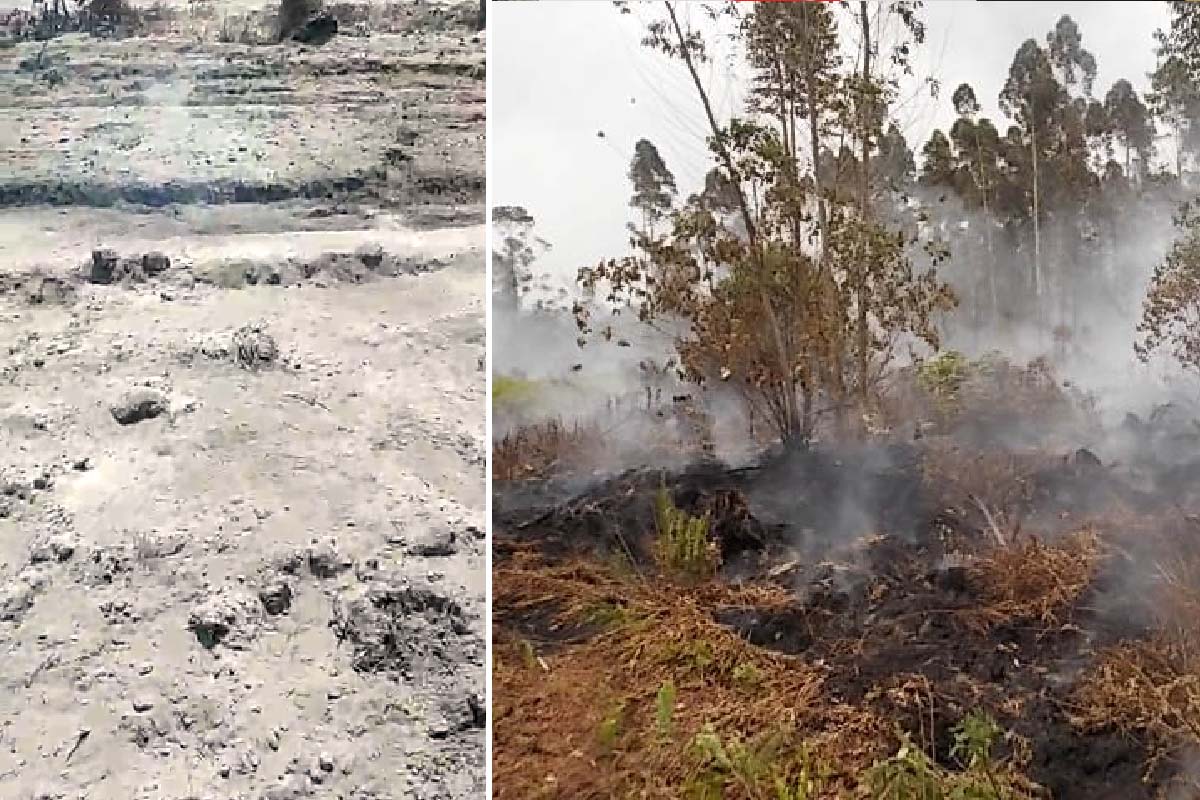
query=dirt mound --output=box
[0,271,76,305]
[291,11,338,45]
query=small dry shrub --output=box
[887,352,1083,437]
[492,419,604,481]
[1074,639,1200,784]
[492,406,717,482]
[1150,550,1200,658]
[959,354,1072,418]
[921,440,1051,537]
[1072,518,1200,782]
[962,530,1101,632]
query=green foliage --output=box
[654,484,719,581]
[686,725,830,800]
[916,350,970,416]
[578,1,955,444]
[865,740,946,800]
[865,712,1031,800]
[656,679,677,739]
[659,637,717,676]
[1137,201,1200,372]
[596,701,627,755]
[492,374,541,411]
[584,601,633,629]
[492,205,551,312]
[1151,2,1200,166]
[630,138,678,230]
[732,661,764,690]
[952,711,1003,772]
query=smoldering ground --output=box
[491,139,1200,800]
[494,340,1200,798]
[490,1,1200,793]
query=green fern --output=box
[654,483,719,580]
[866,712,1025,800]
[686,725,828,800]
[656,679,677,739]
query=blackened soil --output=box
[713,530,1159,799]
[493,444,928,574]
[493,439,1182,798]
[0,170,483,210]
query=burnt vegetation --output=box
[493,2,1200,798]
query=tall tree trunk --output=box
[1176,121,1183,179]
[664,1,798,440]
[800,13,842,435]
[982,203,998,334]
[1030,116,1042,310]
[855,0,871,405]
[972,129,999,333]
[806,94,830,267]
[774,57,790,158]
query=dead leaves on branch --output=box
[577,170,957,442]
[1138,200,1200,371]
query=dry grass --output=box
[492,419,605,481]
[1075,640,1200,742]
[1073,638,1200,794]
[961,530,1102,632]
[1072,538,1200,783]
[493,552,891,799]
[1150,549,1200,656]
[492,409,718,483]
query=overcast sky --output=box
[491,1,1173,287]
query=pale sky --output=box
[491,1,1173,287]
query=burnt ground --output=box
[494,416,1200,799]
[0,5,485,800]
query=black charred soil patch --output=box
[494,438,1186,799]
[0,169,482,210]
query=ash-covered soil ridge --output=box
[0,3,486,799]
[1,15,484,213]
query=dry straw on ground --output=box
[493,551,889,799]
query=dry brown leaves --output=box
[1072,638,1200,791]
[1074,640,1200,739]
[961,530,1102,633]
[1063,510,1200,792]
[1071,532,1200,768]
[493,554,890,799]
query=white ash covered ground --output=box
[0,4,485,799]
